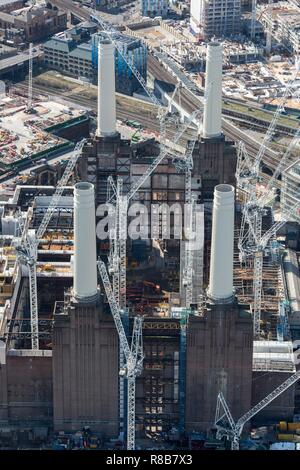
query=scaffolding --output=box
[233,212,286,340]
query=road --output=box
[0,50,43,73]
[48,0,90,21]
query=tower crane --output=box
[180,86,209,307]
[97,259,143,451]
[236,61,300,338]
[181,137,198,307]
[237,61,300,192]
[15,139,87,349]
[240,189,300,338]
[27,43,33,112]
[258,124,300,207]
[251,0,257,40]
[215,370,300,450]
[108,106,203,310]
[104,106,203,441]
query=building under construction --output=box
[0,37,298,449]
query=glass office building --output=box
[92,32,147,95]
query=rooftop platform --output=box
[253,340,295,372]
[0,93,86,169]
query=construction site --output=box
[0,7,299,452]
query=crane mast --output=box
[15,209,39,349]
[182,138,197,307]
[236,62,300,338]
[15,139,87,348]
[97,260,143,450]
[27,43,33,112]
[108,107,203,309]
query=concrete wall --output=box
[185,303,253,432]
[52,117,90,143]
[0,354,52,427]
[80,134,132,208]
[52,298,119,437]
[193,137,237,201]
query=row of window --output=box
[45,60,93,76]
[45,52,91,65]
[45,59,91,69]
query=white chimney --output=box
[96,39,117,137]
[73,182,98,303]
[208,184,235,303]
[203,42,223,139]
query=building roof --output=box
[0,11,15,23]
[78,20,97,29]
[69,43,92,61]
[0,0,21,6]
[253,340,295,372]
[94,31,142,49]
[43,37,74,53]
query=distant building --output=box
[259,1,300,55]
[190,0,241,40]
[0,3,67,45]
[140,0,169,18]
[0,0,23,13]
[44,36,94,82]
[92,32,147,95]
[44,26,148,96]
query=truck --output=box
[125,120,142,129]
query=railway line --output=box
[12,77,295,174]
[149,53,299,136]
[12,82,197,143]
[46,0,299,139]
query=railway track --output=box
[149,53,298,137]
[13,82,198,142]
[12,80,293,173]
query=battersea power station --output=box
[0,39,297,449]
